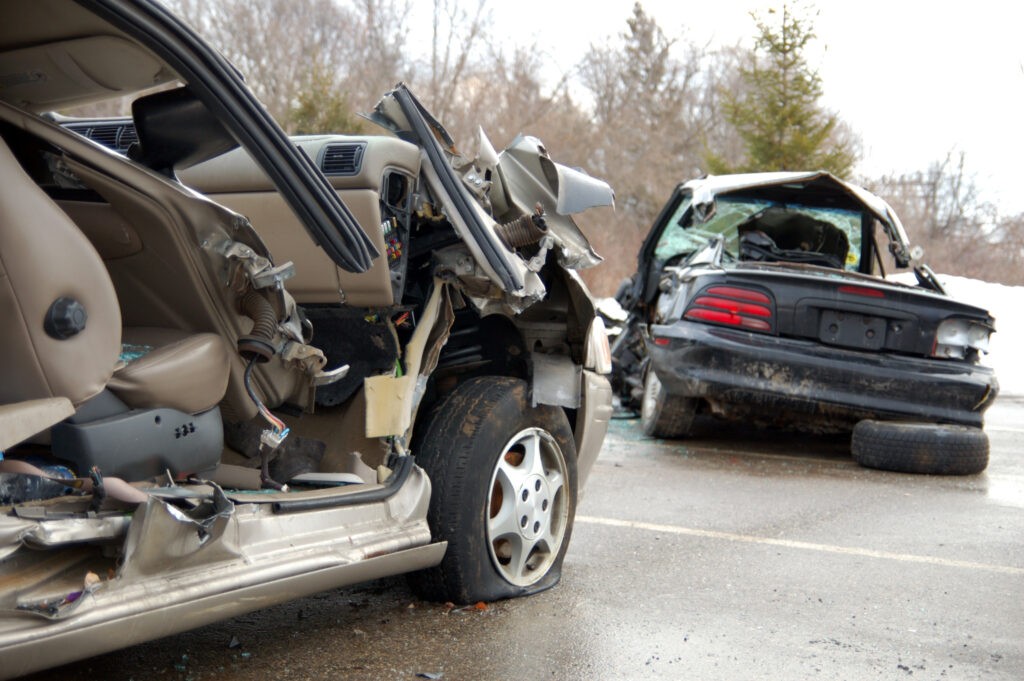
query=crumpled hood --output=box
[366,85,613,305]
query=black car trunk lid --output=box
[707,263,993,358]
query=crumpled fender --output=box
[494,134,614,270]
[366,85,613,306]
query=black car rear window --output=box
[655,195,864,271]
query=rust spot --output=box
[504,446,525,466]
[490,480,503,518]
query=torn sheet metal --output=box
[119,484,236,580]
[369,86,611,309]
[21,514,131,548]
[365,280,455,439]
[530,352,582,409]
[417,153,541,297]
[9,552,106,620]
[0,515,34,561]
[432,246,545,314]
[16,580,99,620]
[497,135,614,270]
[379,87,524,294]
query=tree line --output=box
[149,1,1024,292]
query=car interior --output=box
[0,0,603,498]
[0,25,361,489]
[736,206,851,269]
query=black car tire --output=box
[640,368,696,438]
[408,376,578,604]
[851,420,989,475]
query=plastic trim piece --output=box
[271,454,414,513]
[389,86,520,291]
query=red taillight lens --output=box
[685,308,771,331]
[693,296,771,317]
[684,285,774,333]
[705,286,771,304]
[839,285,884,298]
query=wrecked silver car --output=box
[0,0,613,676]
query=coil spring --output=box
[495,213,548,249]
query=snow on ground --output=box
[918,274,1024,397]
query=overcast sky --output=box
[475,0,1024,215]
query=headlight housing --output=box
[933,318,992,359]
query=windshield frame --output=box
[652,193,868,273]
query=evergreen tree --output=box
[705,3,857,177]
[288,59,366,135]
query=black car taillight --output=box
[683,285,775,332]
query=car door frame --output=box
[79,0,379,274]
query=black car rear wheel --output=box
[408,376,577,604]
[851,420,989,475]
[640,368,696,439]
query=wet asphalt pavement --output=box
[21,398,1023,681]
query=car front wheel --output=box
[408,376,578,604]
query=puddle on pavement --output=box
[984,474,1024,509]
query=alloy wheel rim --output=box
[486,427,568,586]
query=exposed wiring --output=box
[244,357,289,437]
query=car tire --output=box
[408,376,578,604]
[640,368,696,438]
[851,420,989,475]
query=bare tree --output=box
[161,0,413,128]
[337,0,414,111]
[865,152,1024,283]
[417,0,490,121]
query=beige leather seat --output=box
[112,327,231,415]
[0,136,120,407]
[0,133,229,432]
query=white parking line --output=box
[576,515,1024,576]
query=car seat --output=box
[0,135,231,480]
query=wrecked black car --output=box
[611,172,998,475]
[0,0,614,676]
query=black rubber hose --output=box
[271,455,414,513]
[238,290,277,361]
[242,290,276,340]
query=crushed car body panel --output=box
[369,85,613,309]
[0,464,436,678]
[0,1,614,672]
[612,172,999,431]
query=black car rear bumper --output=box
[647,322,999,428]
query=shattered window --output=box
[654,196,863,271]
[803,205,862,270]
[654,197,767,262]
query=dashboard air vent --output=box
[62,120,137,154]
[320,143,365,176]
[117,125,138,151]
[89,125,121,149]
